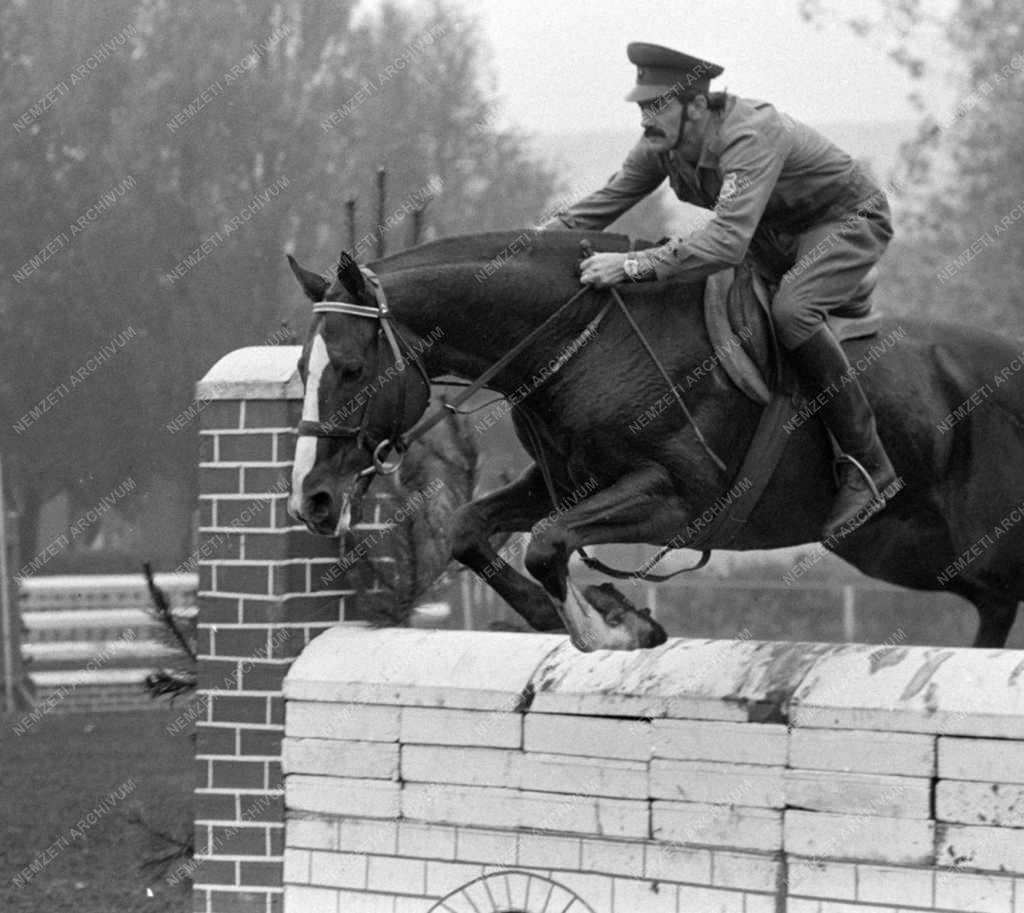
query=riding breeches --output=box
[769,194,894,351]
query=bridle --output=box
[296,267,432,477]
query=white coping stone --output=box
[791,645,1024,737]
[528,637,838,720]
[285,630,1024,762]
[196,345,303,401]
[284,627,563,711]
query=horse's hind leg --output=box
[833,513,1020,648]
[974,598,1018,648]
[949,583,1019,648]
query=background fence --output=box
[16,572,197,712]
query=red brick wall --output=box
[192,376,364,913]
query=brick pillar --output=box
[192,346,362,913]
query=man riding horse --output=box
[540,42,898,542]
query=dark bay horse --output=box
[287,230,1024,651]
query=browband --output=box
[312,301,381,318]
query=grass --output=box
[0,706,194,913]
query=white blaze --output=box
[289,333,329,519]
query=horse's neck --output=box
[386,257,711,385]
[389,263,576,377]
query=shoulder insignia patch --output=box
[719,172,740,201]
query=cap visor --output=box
[625,84,677,103]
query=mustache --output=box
[643,127,666,138]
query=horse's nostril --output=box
[307,490,332,522]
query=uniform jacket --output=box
[551,95,884,281]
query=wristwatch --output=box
[623,255,642,281]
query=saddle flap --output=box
[704,268,773,406]
[705,266,884,404]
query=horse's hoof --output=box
[581,583,668,649]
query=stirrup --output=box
[832,452,884,503]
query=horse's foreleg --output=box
[450,465,565,632]
[524,464,691,651]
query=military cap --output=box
[625,42,724,103]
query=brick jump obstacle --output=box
[194,347,1024,913]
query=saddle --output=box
[705,262,882,405]
[678,263,884,552]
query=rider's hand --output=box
[579,252,628,288]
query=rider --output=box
[540,42,898,541]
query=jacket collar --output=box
[679,94,735,172]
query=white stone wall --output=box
[282,628,1024,912]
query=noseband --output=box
[296,267,431,477]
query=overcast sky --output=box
[356,0,942,135]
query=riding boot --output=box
[790,327,898,541]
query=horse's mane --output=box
[370,229,635,274]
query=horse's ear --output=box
[287,254,329,302]
[336,251,366,298]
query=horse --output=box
[286,229,1024,652]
